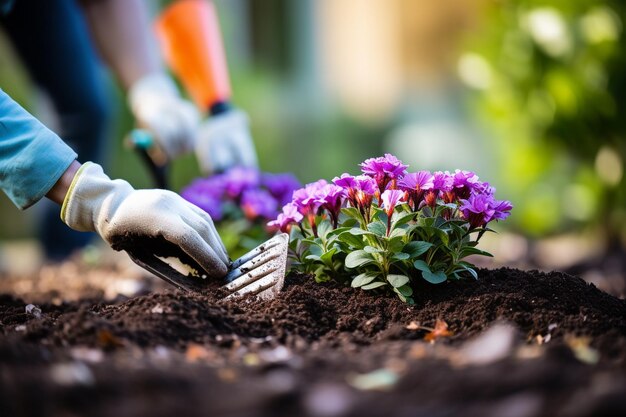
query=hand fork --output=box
[125,233,289,300]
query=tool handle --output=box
[155,0,232,114]
[126,129,169,189]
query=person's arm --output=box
[79,0,198,159]
[79,0,159,89]
[46,160,81,205]
[0,88,229,277]
[0,89,77,209]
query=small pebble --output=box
[25,304,42,319]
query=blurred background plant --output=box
[180,166,299,257]
[0,0,624,296]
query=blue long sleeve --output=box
[0,89,77,209]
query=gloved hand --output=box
[195,108,258,174]
[61,162,229,278]
[128,72,200,159]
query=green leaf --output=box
[341,207,361,219]
[345,250,374,268]
[387,274,409,288]
[320,248,337,267]
[368,222,387,237]
[394,284,413,297]
[326,227,352,239]
[391,252,410,261]
[361,281,388,290]
[413,260,431,273]
[317,220,332,239]
[422,270,447,284]
[364,245,383,254]
[337,231,366,249]
[388,236,405,253]
[351,272,379,287]
[457,261,479,280]
[389,228,406,238]
[459,246,493,258]
[405,241,433,258]
[391,211,416,229]
[349,228,376,237]
[305,254,321,262]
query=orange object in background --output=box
[155,0,231,113]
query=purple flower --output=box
[314,184,346,228]
[460,194,496,229]
[292,179,328,215]
[360,154,408,193]
[381,189,407,216]
[452,170,481,200]
[292,179,329,237]
[262,173,301,206]
[241,189,278,220]
[267,202,303,233]
[492,199,513,221]
[181,186,223,221]
[332,173,357,189]
[222,166,260,198]
[424,171,454,208]
[398,171,434,210]
[381,189,407,235]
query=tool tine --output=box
[221,233,289,301]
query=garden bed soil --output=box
[1,267,625,417]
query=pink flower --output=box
[492,199,513,221]
[398,171,434,210]
[315,184,346,228]
[452,170,481,200]
[381,189,407,217]
[292,179,328,215]
[360,154,408,194]
[460,194,496,229]
[267,202,303,233]
[424,171,454,208]
[332,173,357,189]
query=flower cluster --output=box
[271,154,512,235]
[182,167,301,223]
[182,167,301,257]
[269,154,513,303]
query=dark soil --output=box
[1,267,625,417]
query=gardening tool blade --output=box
[124,233,289,300]
[222,233,289,300]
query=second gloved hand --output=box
[128,72,200,159]
[61,162,229,278]
[195,108,258,174]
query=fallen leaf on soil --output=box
[424,319,452,343]
[185,343,212,362]
[566,336,600,364]
[347,368,399,391]
[97,330,124,349]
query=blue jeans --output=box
[1,0,113,260]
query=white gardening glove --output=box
[195,108,258,174]
[128,72,200,159]
[61,162,229,278]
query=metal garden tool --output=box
[124,233,288,300]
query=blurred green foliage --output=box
[459,0,626,243]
